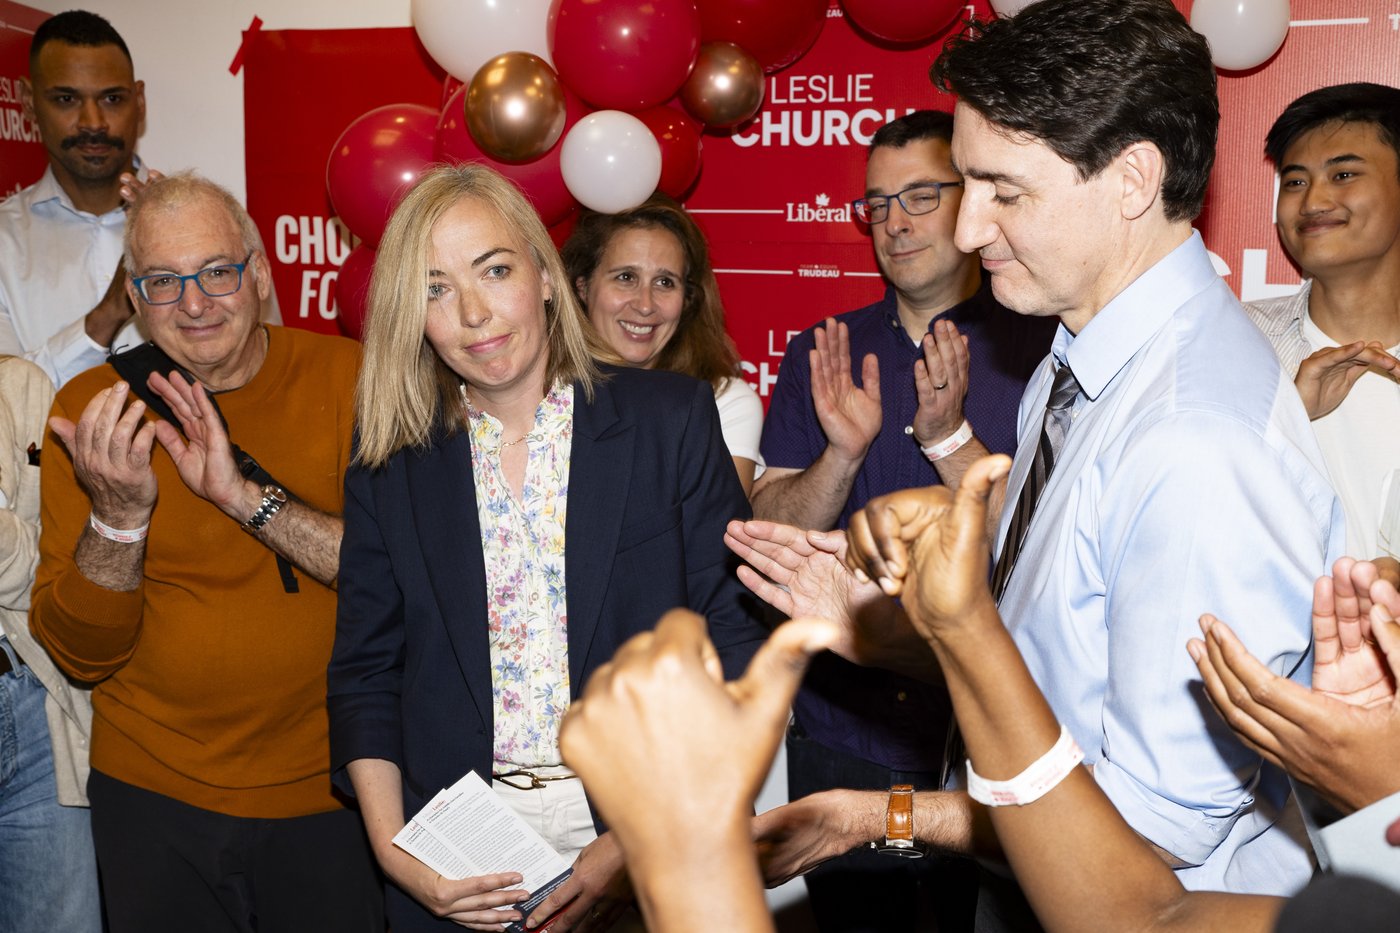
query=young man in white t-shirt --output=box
[1245,82,1400,576]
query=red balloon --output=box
[435,84,588,227]
[841,0,963,44]
[549,0,701,111]
[326,104,439,248]
[634,106,702,198]
[333,243,376,342]
[698,0,826,73]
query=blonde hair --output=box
[355,163,609,469]
[123,171,261,275]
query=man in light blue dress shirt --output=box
[727,3,1346,929]
[933,0,1344,917]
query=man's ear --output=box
[574,275,589,305]
[252,250,273,301]
[134,78,147,139]
[1118,142,1165,222]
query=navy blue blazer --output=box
[327,367,765,822]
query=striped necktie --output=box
[988,362,1082,600]
[940,362,1081,788]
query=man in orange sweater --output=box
[30,172,382,932]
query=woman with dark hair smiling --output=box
[562,193,764,494]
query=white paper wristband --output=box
[89,513,149,544]
[966,725,1085,807]
[920,420,973,462]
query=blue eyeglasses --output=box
[131,253,253,305]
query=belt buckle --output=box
[492,768,576,790]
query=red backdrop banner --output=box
[242,1,1400,401]
[0,0,50,199]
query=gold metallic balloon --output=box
[465,52,567,164]
[679,41,764,129]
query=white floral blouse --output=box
[466,383,574,768]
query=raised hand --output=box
[845,455,1010,637]
[810,318,881,464]
[1188,560,1400,813]
[560,611,836,932]
[724,521,935,676]
[147,371,254,518]
[49,381,158,527]
[1294,341,1400,419]
[912,319,970,447]
[1313,558,1393,706]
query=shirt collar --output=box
[1261,280,1312,338]
[29,156,146,221]
[877,275,995,337]
[1061,230,1219,400]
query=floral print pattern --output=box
[467,383,574,768]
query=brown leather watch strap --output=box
[885,783,915,843]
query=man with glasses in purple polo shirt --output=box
[747,109,1053,932]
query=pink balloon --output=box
[841,0,963,44]
[634,106,702,198]
[698,0,826,73]
[549,0,701,111]
[326,104,439,248]
[334,243,376,342]
[435,84,588,227]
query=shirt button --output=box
[896,691,907,702]
[903,425,914,435]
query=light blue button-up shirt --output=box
[996,231,1345,895]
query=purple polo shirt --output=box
[760,279,1054,771]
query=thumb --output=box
[862,353,881,401]
[1369,603,1400,689]
[48,416,77,452]
[732,618,838,726]
[948,454,1011,554]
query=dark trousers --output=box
[88,770,384,933]
[786,723,979,933]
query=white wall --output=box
[26,0,416,202]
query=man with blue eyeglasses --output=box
[746,110,1053,933]
[29,172,382,933]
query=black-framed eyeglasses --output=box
[852,182,963,224]
[131,253,254,305]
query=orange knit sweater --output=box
[31,327,360,818]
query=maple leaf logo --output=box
[815,193,830,207]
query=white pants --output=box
[492,767,647,931]
[492,767,597,861]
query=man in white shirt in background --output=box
[1,9,279,390]
[0,10,144,387]
[1246,82,1400,576]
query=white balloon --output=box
[560,111,663,214]
[990,0,1038,15]
[411,0,552,83]
[1190,0,1290,71]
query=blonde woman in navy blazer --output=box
[327,165,766,933]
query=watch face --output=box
[875,844,926,859]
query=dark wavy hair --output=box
[869,109,954,155]
[1264,83,1400,179]
[562,193,741,389]
[931,0,1218,222]
[31,10,131,68]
